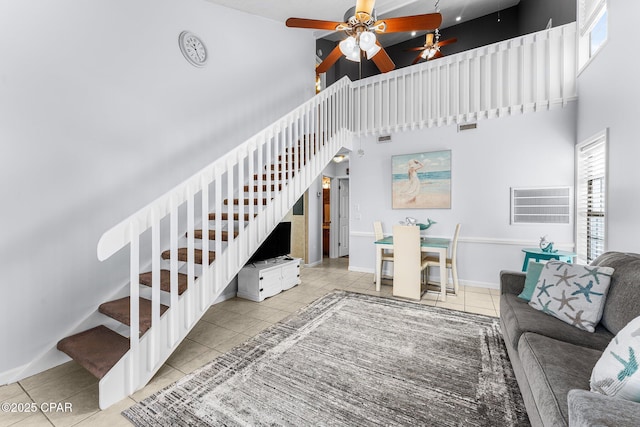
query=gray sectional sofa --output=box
[499,251,640,426]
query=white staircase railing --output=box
[94,77,352,409]
[92,23,577,409]
[351,22,576,135]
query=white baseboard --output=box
[304,260,323,268]
[348,266,375,274]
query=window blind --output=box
[576,131,607,263]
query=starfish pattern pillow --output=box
[528,261,614,332]
[590,315,640,402]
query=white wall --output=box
[0,0,315,381]
[349,105,577,287]
[576,2,640,253]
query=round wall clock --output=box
[178,31,207,67]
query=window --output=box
[576,130,607,263]
[578,0,608,71]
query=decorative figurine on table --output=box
[539,235,557,253]
[401,217,436,231]
[404,217,417,226]
[418,218,436,231]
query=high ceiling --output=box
[205,0,520,46]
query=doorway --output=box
[321,176,350,258]
[322,177,331,257]
[337,178,350,257]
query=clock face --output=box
[179,31,207,67]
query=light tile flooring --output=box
[0,257,500,427]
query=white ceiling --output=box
[205,0,520,46]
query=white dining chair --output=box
[373,221,394,281]
[423,223,461,295]
[392,225,430,300]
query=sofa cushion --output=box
[518,333,603,427]
[500,293,613,353]
[591,252,640,335]
[528,261,614,332]
[590,314,640,402]
[568,389,640,427]
[517,261,544,301]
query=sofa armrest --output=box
[568,389,640,427]
[500,270,526,295]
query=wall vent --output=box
[458,123,477,132]
[511,187,572,224]
[377,135,392,143]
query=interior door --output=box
[338,179,349,257]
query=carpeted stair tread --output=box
[99,297,169,336]
[224,198,269,206]
[243,184,283,192]
[208,212,256,221]
[139,270,189,295]
[192,230,238,241]
[161,248,216,265]
[57,325,129,380]
[253,173,291,181]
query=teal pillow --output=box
[518,261,544,301]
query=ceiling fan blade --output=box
[316,45,343,74]
[429,51,444,60]
[375,13,442,33]
[356,0,375,15]
[404,46,427,52]
[371,43,395,73]
[437,37,458,47]
[285,18,346,31]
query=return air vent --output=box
[458,123,477,132]
[377,135,392,143]
[511,187,571,224]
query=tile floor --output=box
[0,257,500,426]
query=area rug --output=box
[123,291,529,426]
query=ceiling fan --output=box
[406,29,457,64]
[286,0,442,74]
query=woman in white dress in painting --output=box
[401,159,423,203]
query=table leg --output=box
[522,254,532,272]
[439,249,447,302]
[375,246,382,291]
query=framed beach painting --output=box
[392,150,451,209]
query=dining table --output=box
[374,236,451,301]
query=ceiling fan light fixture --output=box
[339,36,358,56]
[359,31,376,51]
[365,44,381,59]
[346,50,361,62]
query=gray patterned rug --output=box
[123,291,529,426]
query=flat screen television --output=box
[246,222,292,264]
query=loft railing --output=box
[92,22,577,409]
[351,22,576,135]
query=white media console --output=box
[237,257,301,302]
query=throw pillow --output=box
[518,261,545,301]
[590,315,640,402]
[528,261,614,332]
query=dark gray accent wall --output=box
[517,0,576,35]
[389,6,519,71]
